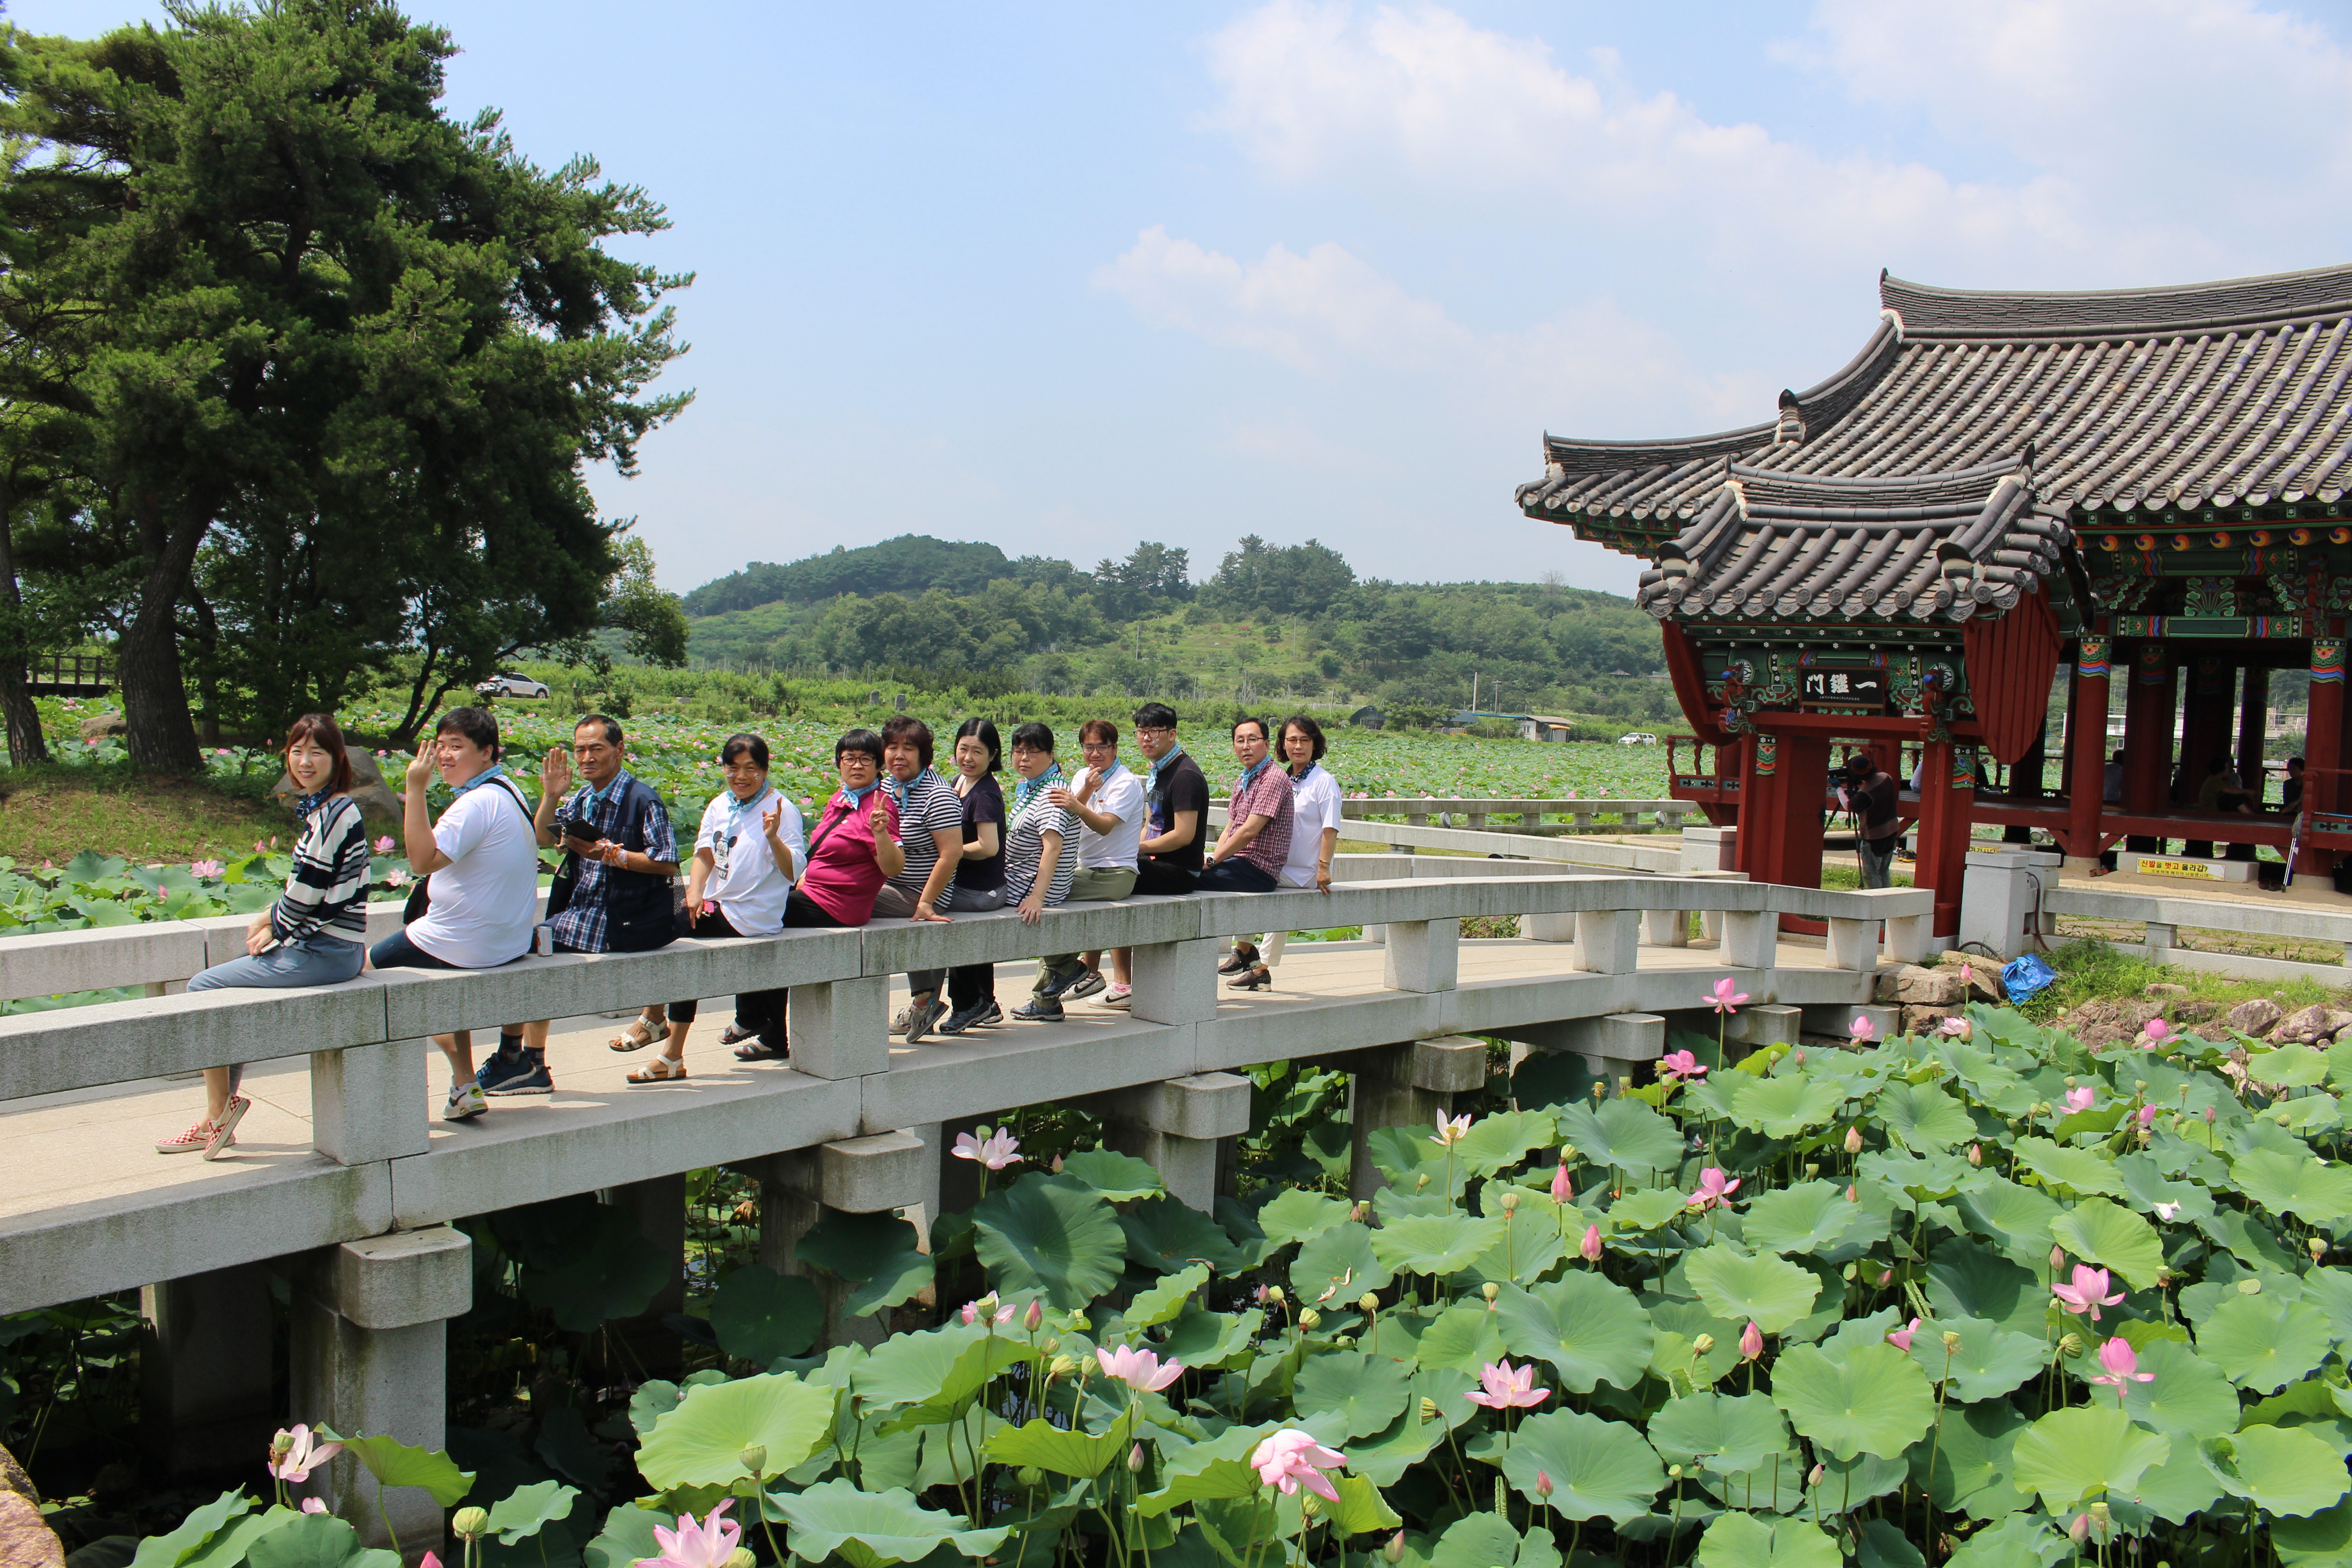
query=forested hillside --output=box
[681,533,1680,728]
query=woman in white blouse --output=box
[1227,714,1341,991]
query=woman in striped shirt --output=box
[157,713,374,1160]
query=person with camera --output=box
[1839,751,1901,889]
[369,706,544,1122]
[510,714,682,1094]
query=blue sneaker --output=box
[482,1050,553,1096]
[473,1049,531,1093]
[1010,998,1063,1023]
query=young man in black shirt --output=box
[1093,704,1206,1009]
[1841,751,1901,889]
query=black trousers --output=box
[667,906,786,1044]
[1133,855,1198,895]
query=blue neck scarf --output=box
[835,779,881,815]
[1014,762,1064,813]
[1147,742,1186,781]
[725,784,774,836]
[1236,756,1275,793]
[294,788,337,821]
[577,768,628,814]
[450,763,510,799]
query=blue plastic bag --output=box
[2003,952,2057,1003]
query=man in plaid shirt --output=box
[1195,716,1294,893]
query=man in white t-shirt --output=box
[369,707,544,1122]
[1036,719,1147,1004]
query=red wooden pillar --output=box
[2180,655,2234,800]
[2122,643,2176,850]
[2064,632,2110,871]
[1734,727,1831,894]
[1914,738,1976,937]
[2300,631,2343,885]
[2238,666,2270,799]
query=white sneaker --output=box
[443,1083,487,1122]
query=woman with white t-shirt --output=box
[369,706,544,1122]
[631,733,806,1082]
[1227,714,1341,992]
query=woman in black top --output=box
[932,718,1011,1035]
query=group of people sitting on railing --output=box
[157,701,1343,1158]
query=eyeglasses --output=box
[1081,741,1117,752]
[1135,725,1174,735]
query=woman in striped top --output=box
[157,713,374,1161]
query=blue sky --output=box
[14,1,2352,598]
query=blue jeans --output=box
[187,936,368,1092]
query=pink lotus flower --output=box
[1886,1318,1921,1352]
[2153,1201,2180,1222]
[1937,1015,1972,1039]
[1850,1015,1875,1042]
[952,1128,1022,1170]
[190,860,223,879]
[641,1499,740,1568]
[960,1297,1014,1327]
[1740,1322,1764,1361]
[1580,1224,1602,1262]
[2142,1018,2171,1047]
[1251,1430,1346,1502]
[300,1499,327,1515]
[1464,1359,1551,1410]
[1430,1112,1474,1148]
[1687,1168,1741,1211]
[2137,1104,2156,1128]
[1710,977,1748,1014]
[1551,1160,1573,1204]
[268,1425,342,1484]
[2062,1086,2096,1114]
[1659,1050,1706,1082]
[374,836,395,853]
[2089,1336,2154,1396]
[2053,1264,2125,1321]
[1097,1345,1185,1392]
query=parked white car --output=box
[1617,732,1659,746]
[475,672,551,700]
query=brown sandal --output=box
[609,1014,665,1052]
[626,1054,687,1084]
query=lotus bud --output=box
[1740,1321,1764,1360]
[1024,1299,1043,1332]
[1967,1143,1982,1166]
[1299,1309,1321,1330]
[2313,1236,2329,1261]
[1482,1282,1499,1303]
[1874,1268,1892,1288]
[1302,1493,1321,1518]
[1416,1173,1431,1191]
[2204,1105,2217,1123]
[1580,1224,1603,1262]
[1941,1330,1962,1353]
[1793,1049,1807,1065]
[1015,1464,1045,1489]
[1845,1126,1864,1154]
[738,1444,767,1475]
[452,1508,490,1541]
[1129,1443,1146,1473]
[1359,1292,1381,1314]
[1808,1463,1825,1486]
[2051,1245,2067,1271]
[2134,1080,2149,1093]
[1420,1396,1441,1421]
[1042,1338,1061,1356]
[1049,1354,1078,1377]
[1536,1470,1554,1499]
[1351,1201,1371,1222]
[1691,1333,1716,1355]
[2070,1514,2091,1544]
[1384,1532,1406,1564]
[1265,1285,1285,1304]
[725,1553,756,1568]
[1500,1191,1519,1215]
[1592,1081,1606,1101]
[2058,1332,2084,1358]
[1847,1184,1858,1201]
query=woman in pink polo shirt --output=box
[784,729,904,927]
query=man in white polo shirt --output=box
[1024,718,1146,1009]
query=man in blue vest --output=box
[488,714,681,1095]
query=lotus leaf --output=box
[1345,1406,1449,1487]
[1646,1393,1789,1475]
[1499,1408,1666,1520]
[1692,1513,1842,1568]
[2011,1137,2131,1198]
[1555,1099,1688,1176]
[1366,1125,1462,1194]
[580,1503,674,1568]
[1728,1075,1847,1139]
[1493,1273,1655,1393]
[706,1264,822,1367]
[1808,1449,1908,1513]
[1323,1474,1405,1537]
[1161,1305,1261,1371]
[1611,1187,1695,1231]
[1875,1080,1975,1152]
[1468,1205,1568,1285]
[1258,1190,1355,1248]
[1428,1516,1524,1568]
[326,1431,475,1508]
[1685,1246,1822,1335]
[1294,1349,1417,1439]
[2234,1147,2352,1226]
[2273,1498,2352,1563]
[983,1408,1136,1478]
[973,1173,1127,1306]
[244,1514,397,1568]
[1858,1149,1978,1208]
[1941,1514,2066,1568]
[1122,1195,1244,1274]
[1954,1179,2063,1266]
[1852,1518,1926,1568]
[1899,1315,2046,1401]
[1057,1149,1166,1202]
[2049,1196,2166,1289]
[1371,1213,1507,1279]
[2198,1208,2303,1272]
[1911,1399,2032,1519]
[1416,1299,1509,1376]
[636,1372,834,1488]
[768,1479,1010,1568]
[2010,1405,2171,1511]
[1452,1108,1557,1176]
[2200,1426,2352,1516]
[2112,1153,2217,1225]
[1293,1220,1393,1300]
[1740,1182,1865,1255]
[2198,1293,2335,1391]
[1769,1342,1934,1460]
[1124,1263,1211,1331]
[2250,1044,2334,1087]
[2112,1448,2224,1528]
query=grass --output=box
[0,761,300,865]
[2016,935,2352,1024]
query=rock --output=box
[77,714,126,744]
[2323,1008,2352,1041]
[2226,998,2284,1038]
[0,1443,31,1502]
[1893,965,1966,1006]
[2145,982,2190,998]
[0,1493,61,1568]
[1902,1004,1953,1035]
[2174,1000,2218,1025]
[2276,1004,2333,1044]
[273,746,402,827]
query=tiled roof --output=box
[1520,263,2352,622]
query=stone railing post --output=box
[1641,907,1691,948]
[1089,1073,1252,1210]
[1382,920,1459,993]
[2143,921,2176,960]
[292,1227,471,1552]
[311,1038,429,1166]
[1548,1012,1663,1097]
[787,977,890,1079]
[1571,910,1641,974]
[1345,1037,1488,1199]
[1130,938,1220,1027]
[745,1132,927,1350]
[1718,910,1774,969]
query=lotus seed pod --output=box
[1359,1292,1381,1314]
[2088,1502,2110,1527]
[1416,1172,1431,1191]
[1420,1396,1441,1421]
[452,1508,490,1541]
[1129,1442,1146,1473]
[1043,1338,1061,1356]
[1481,1282,1499,1303]
[1050,1354,1078,1377]
[725,1552,756,1568]
[1669,1464,1683,1479]
[1266,1285,1285,1304]
[1842,1263,1858,1281]
[1303,1493,1321,1517]
[1941,1330,1962,1353]
[1844,1126,1863,1154]
[2134,1080,2149,1093]
[2313,1237,2329,1260]
[1691,1333,1716,1355]
[1500,1191,1519,1214]
[2058,1332,2084,1358]
[738,1444,767,1475]
[1592,1082,1606,1101]
[1385,1532,1407,1564]
[1300,1309,1321,1330]
[2238,1278,2263,1294]
[1803,1162,1820,1179]
[1018,1465,1044,1486]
